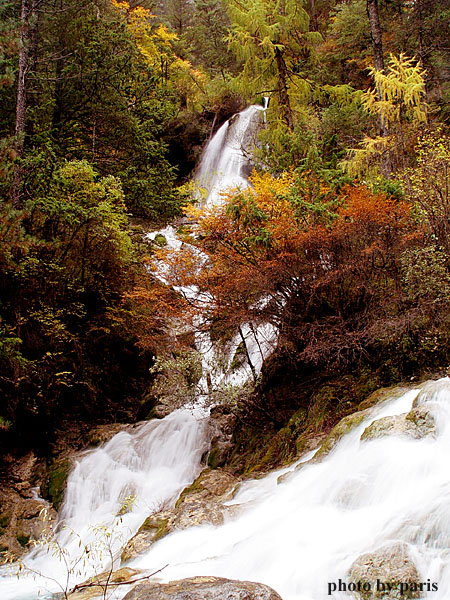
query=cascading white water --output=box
[148,104,277,390]
[0,103,272,600]
[125,378,450,600]
[0,410,207,599]
[195,105,264,207]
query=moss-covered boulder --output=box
[152,233,167,247]
[121,515,171,562]
[361,406,436,442]
[121,469,239,563]
[311,408,372,462]
[405,406,436,437]
[348,542,422,599]
[83,423,131,447]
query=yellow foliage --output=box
[342,53,428,177]
[110,0,206,102]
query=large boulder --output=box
[0,452,57,559]
[121,469,239,562]
[207,405,237,468]
[122,576,283,600]
[348,542,422,599]
[361,406,436,442]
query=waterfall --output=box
[0,104,270,600]
[148,104,277,391]
[126,378,450,600]
[195,105,264,207]
[5,378,450,599]
[0,411,208,599]
[2,103,448,600]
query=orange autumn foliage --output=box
[156,172,416,362]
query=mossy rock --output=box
[349,542,422,599]
[313,408,372,461]
[207,447,221,469]
[140,516,170,542]
[405,405,436,437]
[152,233,167,247]
[41,458,71,510]
[175,473,206,508]
[361,405,436,442]
[357,385,414,412]
[361,415,409,441]
[121,516,170,562]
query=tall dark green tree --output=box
[226,0,321,129]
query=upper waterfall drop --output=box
[195,105,265,207]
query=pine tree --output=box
[226,0,321,129]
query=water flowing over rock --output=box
[121,379,450,600]
[3,103,450,600]
[121,468,239,563]
[0,103,273,600]
[0,410,208,598]
[360,405,436,441]
[195,105,264,207]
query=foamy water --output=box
[126,380,450,600]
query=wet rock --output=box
[68,567,142,600]
[357,386,414,411]
[84,423,132,447]
[121,515,171,562]
[361,406,436,442]
[122,576,283,600]
[41,457,72,510]
[310,408,372,462]
[121,469,239,562]
[148,404,172,420]
[0,452,57,558]
[152,234,167,247]
[207,405,236,468]
[349,542,422,599]
[15,498,56,542]
[405,406,436,437]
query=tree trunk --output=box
[367,0,384,73]
[52,1,65,134]
[309,0,318,32]
[13,0,32,209]
[26,4,39,138]
[275,47,294,131]
[367,0,391,176]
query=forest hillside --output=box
[1,0,450,518]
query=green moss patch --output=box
[41,458,71,510]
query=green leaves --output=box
[226,0,320,126]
